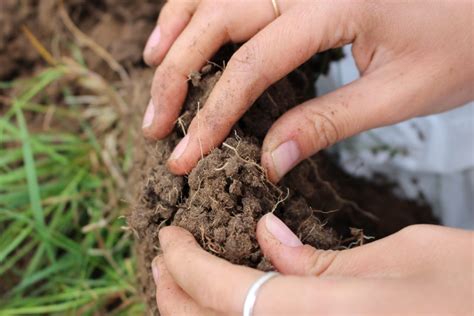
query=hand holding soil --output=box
[152,217,472,315]
[135,0,474,314]
[142,0,473,182]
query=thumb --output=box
[256,213,420,278]
[261,63,434,182]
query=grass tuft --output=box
[0,60,142,314]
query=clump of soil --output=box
[127,49,436,313]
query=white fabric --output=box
[316,45,474,229]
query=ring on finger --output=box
[271,0,281,18]
[243,272,279,316]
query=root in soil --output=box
[127,48,437,314]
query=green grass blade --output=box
[13,103,54,262]
[0,226,32,263]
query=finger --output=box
[143,0,278,139]
[256,213,373,277]
[142,4,228,139]
[256,213,446,278]
[260,58,447,182]
[167,2,362,174]
[255,276,442,315]
[159,226,263,314]
[159,226,428,315]
[143,0,199,67]
[153,256,219,316]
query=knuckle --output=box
[227,42,261,76]
[398,224,424,238]
[160,2,172,13]
[395,224,443,253]
[398,224,438,242]
[307,108,343,150]
[188,110,228,149]
[225,42,270,99]
[151,64,183,101]
[151,67,168,97]
[160,2,186,20]
[163,243,193,270]
[200,0,227,22]
[168,0,195,10]
[301,246,339,276]
[398,224,419,237]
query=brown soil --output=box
[0,0,159,81]
[127,49,437,313]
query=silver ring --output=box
[243,272,279,316]
[271,0,281,18]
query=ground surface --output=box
[1,0,158,314]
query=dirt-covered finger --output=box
[143,0,200,66]
[153,255,220,316]
[143,0,290,140]
[159,226,262,313]
[166,2,361,174]
[158,234,413,316]
[142,4,230,140]
[255,214,429,278]
[261,60,441,182]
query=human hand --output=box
[142,0,474,182]
[152,213,473,315]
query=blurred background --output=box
[318,46,474,229]
[0,1,159,314]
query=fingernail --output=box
[265,213,302,247]
[151,256,160,284]
[170,134,190,160]
[145,25,161,54]
[271,140,300,178]
[142,99,155,129]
